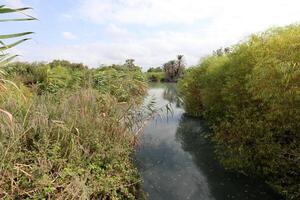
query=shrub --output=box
[5,62,88,94]
[1,60,148,199]
[0,89,142,199]
[145,71,165,82]
[178,24,300,199]
[93,68,146,102]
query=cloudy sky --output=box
[3,0,300,69]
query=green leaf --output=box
[0,18,36,22]
[0,32,33,39]
[0,40,6,49]
[0,38,31,51]
[0,53,9,58]
[0,7,32,14]
[0,54,18,65]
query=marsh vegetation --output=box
[178,24,300,200]
[1,4,299,200]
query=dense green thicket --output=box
[93,68,145,102]
[5,61,87,94]
[145,71,165,82]
[0,61,147,199]
[178,24,300,199]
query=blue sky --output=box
[3,0,300,69]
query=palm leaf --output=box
[0,5,36,73]
[0,38,30,51]
[0,54,19,65]
[0,6,36,22]
[0,53,9,58]
[0,32,33,39]
[0,18,36,22]
[0,7,32,14]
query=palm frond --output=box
[0,32,33,39]
[0,38,31,51]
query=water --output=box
[135,83,282,200]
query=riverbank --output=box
[0,61,147,199]
[178,24,300,199]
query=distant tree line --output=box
[146,55,186,82]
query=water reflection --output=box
[175,115,282,200]
[135,84,281,200]
[162,83,182,107]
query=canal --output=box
[135,83,282,200]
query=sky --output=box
[3,0,300,70]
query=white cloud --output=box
[62,32,78,40]
[3,0,25,8]
[14,0,300,69]
[61,14,73,20]
[72,0,300,69]
[78,0,218,25]
[105,24,134,40]
[15,30,228,69]
[77,0,300,27]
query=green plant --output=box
[163,55,185,82]
[0,6,149,199]
[145,71,164,82]
[178,24,300,199]
[0,88,145,199]
[93,68,146,102]
[0,5,35,66]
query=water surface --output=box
[135,83,282,200]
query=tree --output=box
[147,67,163,72]
[163,55,185,82]
[213,47,231,56]
[123,59,141,71]
[49,60,87,70]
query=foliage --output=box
[1,61,148,199]
[99,59,141,72]
[163,55,185,82]
[1,5,148,199]
[49,59,87,70]
[178,24,300,199]
[4,61,87,94]
[93,67,146,102]
[0,89,145,199]
[147,67,163,73]
[0,5,35,67]
[145,71,165,82]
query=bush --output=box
[178,24,300,199]
[145,71,165,82]
[93,68,146,102]
[0,60,148,199]
[4,62,87,94]
[0,89,142,199]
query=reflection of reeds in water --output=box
[162,83,184,108]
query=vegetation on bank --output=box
[145,67,164,82]
[0,60,148,199]
[0,6,149,198]
[178,24,300,199]
[145,55,185,82]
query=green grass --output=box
[0,62,147,199]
